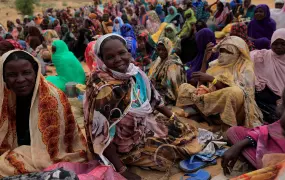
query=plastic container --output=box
[65,82,78,98]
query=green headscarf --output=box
[46,40,86,91]
[165,23,178,41]
[179,8,197,38]
[164,6,178,23]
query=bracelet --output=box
[170,112,176,120]
[118,166,128,174]
[246,136,256,147]
[212,78,217,85]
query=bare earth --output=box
[0,0,276,179]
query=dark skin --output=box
[223,91,285,175]
[4,60,36,97]
[271,39,285,56]
[101,39,179,179]
[192,45,228,90]
[243,0,251,8]
[156,43,168,60]
[254,8,265,21]
[276,3,284,9]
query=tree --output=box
[15,0,36,16]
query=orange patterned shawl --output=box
[0,50,88,177]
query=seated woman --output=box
[46,40,86,92]
[235,0,256,20]
[101,14,113,34]
[164,23,181,55]
[148,37,186,105]
[84,34,201,179]
[230,22,255,51]
[61,24,76,51]
[134,31,157,72]
[208,1,231,32]
[146,10,161,35]
[271,1,285,29]
[222,90,285,173]
[177,36,263,130]
[164,6,183,31]
[179,9,196,39]
[248,4,276,42]
[121,24,137,58]
[112,17,124,35]
[196,1,211,23]
[26,36,47,75]
[0,50,87,177]
[186,28,218,82]
[250,28,285,123]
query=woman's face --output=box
[4,59,36,96]
[169,8,175,15]
[101,39,131,73]
[156,43,168,60]
[217,2,224,11]
[243,0,251,8]
[276,3,284,9]
[115,19,119,24]
[254,8,265,21]
[61,26,68,34]
[272,39,285,56]
[137,37,146,50]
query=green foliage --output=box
[62,2,68,6]
[15,0,36,15]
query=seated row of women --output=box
[1,29,285,179]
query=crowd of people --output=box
[0,0,285,179]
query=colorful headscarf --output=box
[5,39,24,50]
[164,6,178,23]
[196,1,210,22]
[179,9,197,38]
[157,37,173,55]
[84,41,98,72]
[151,22,168,43]
[164,23,178,43]
[121,24,137,58]
[248,4,276,40]
[186,28,217,81]
[0,50,87,177]
[112,17,124,35]
[146,10,161,35]
[250,28,285,97]
[155,4,165,22]
[94,33,139,80]
[230,22,255,51]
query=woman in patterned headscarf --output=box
[0,50,87,178]
[146,10,161,35]
[148,37,186,105]
[230,22,255,51]
[84,34,201,179]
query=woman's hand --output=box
[192,72,214,83]
[222,139,251,175]
[204,42,215,63]
[121,170,142,180]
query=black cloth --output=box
[180,36,198,64]
[255,86,281,123]
[16,97,31,146]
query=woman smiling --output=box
[84,34,201,180]
[0,50,87,177]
